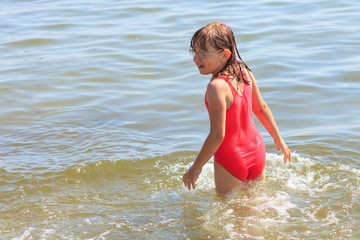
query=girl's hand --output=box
[274,138,291,163]
[183,165,202,190]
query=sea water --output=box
[1,0,359,239]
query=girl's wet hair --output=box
[190,22,252,84]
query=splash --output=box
[2,152,359,239]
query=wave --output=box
[1,151,359,190]
[1,151,359,239]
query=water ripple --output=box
[1,0,360,238]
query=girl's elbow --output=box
[210,131,225,142]
[254,102,268,115]
[261,102,269,112]
[216,133,225,141]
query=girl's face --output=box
[192,43,228,77]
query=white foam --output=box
[160,156,215,192]
[259,191,296,217]
[195,160,215,191]
[339,163,360,176]
[266,152,333,195]
[13,227,35,240]
[40,229,56,238]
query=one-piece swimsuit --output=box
[205,75,266,181]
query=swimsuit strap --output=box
[216,75,248,97]
[215,75,237,96]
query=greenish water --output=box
[1,0,359,239]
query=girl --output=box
[183,22,291,195]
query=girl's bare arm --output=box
[250,72,291,163]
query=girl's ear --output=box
[222,49,231,62]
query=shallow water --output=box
[1,0,359,239]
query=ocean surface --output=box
[1,0,359,239]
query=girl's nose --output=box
[193,55,201,63]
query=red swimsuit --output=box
[205,76,266,181]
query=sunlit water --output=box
[1,0,359,239]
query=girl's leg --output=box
[214,162,266,195]
[214,162,245,195]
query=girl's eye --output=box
[189,48,209,59]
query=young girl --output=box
[183,22,291,195]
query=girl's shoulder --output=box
[207,76,234,95]
[207,76,235,102]
[207,77,228,90]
